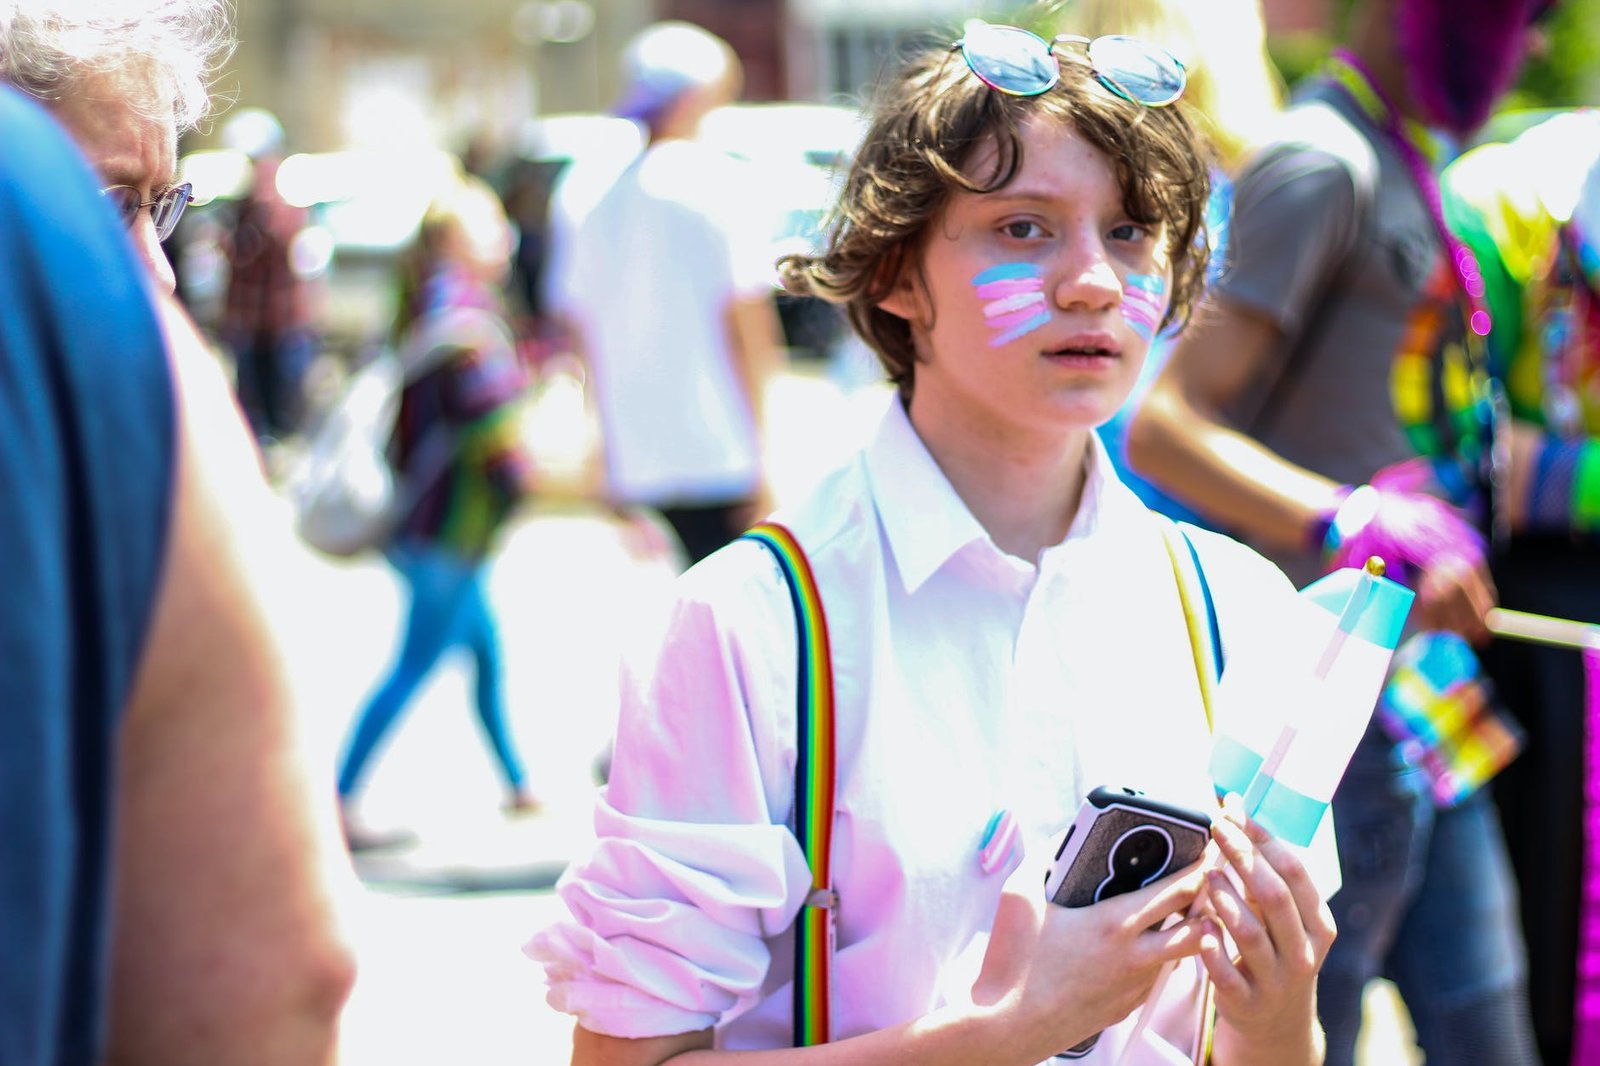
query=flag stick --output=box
[1487,607,1600,652]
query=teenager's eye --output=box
[1001,219,1046,240]
[1108,222,1153,243]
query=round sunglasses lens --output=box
[100,186,142,227]
[1088,35,1185,105]
[152,184,193,240]
[963,23,1058,96]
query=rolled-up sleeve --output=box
[526,545,815,1037]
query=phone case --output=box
[1044,786,1213,910]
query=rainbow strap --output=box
[741,522,837,1047]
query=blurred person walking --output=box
[0,84,354,1066]
[218,106,320,448]
[336,172,540,847]
[1126,1,1551,1062]
[1442,108,1600,1065]
[548,20,784,566]
[0,0,230,293]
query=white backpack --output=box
[288,307,515,556]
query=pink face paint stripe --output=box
[1122,272,1167,341]
[990,311,1052,348]
[988,304,1050,332]
[975,263,1050,348]
[975,278,1044,300]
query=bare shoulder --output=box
[107,296,354,1065]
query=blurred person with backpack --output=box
[1126,1,1553,1060]
[336,171,539,847]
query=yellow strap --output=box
[1158,519,1220,1065]
[1160,521,1218,733]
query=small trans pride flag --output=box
[1378,631,1523,806]
[1209,561,1415,847]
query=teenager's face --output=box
[883,115,1171,451]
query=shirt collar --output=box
[862,398,1125,593]
[864,397,988,594]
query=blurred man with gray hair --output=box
[0,0,232,291]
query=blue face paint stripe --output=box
[972,263,1042,285]
[989,310,1052,348]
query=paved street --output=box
[277,365,1420,1064]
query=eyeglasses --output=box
[99,182,194,241]
[952,20,1186,107]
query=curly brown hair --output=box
[779,34,1213,393]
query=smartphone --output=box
[1041,787,1214,1059]
[1044,786,1213,910]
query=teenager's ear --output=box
[874,248,926,323]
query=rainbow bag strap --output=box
[1159,518,1224,1063]
[740,521,837,1047]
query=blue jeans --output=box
[1318,723,1539,1065]
[337,543,527,799]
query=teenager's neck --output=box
[906,396,1092,564]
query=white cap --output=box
[611,21,730,123]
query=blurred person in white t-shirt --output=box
[548,21,783,565]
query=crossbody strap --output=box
[1160,520,1224,729]
[740,522,837,1048]
[1157,518,1225,1065]
[742,519,1222,1052]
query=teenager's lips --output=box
[1039,330,1123,364]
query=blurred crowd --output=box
[4,0,1600,1063]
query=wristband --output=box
[1307,484,1356,556]
[1528,434,1600,534]
[1321,483,1483,582]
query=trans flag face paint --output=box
[1122,273,1168,341]
[973,263,1050,348]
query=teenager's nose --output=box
[1051,238,1120,312]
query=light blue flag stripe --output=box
[1209,734,1264,800]
[1300,568,1414,650]
[1241,775,1327,847]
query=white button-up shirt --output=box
[530,398,1308,1062]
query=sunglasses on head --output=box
[953,20,1186,107]
[100,182,194,241]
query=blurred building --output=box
[215,0,1334,156]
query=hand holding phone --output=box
[1040,786,1213,1059]
[1044,786,1213,910]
